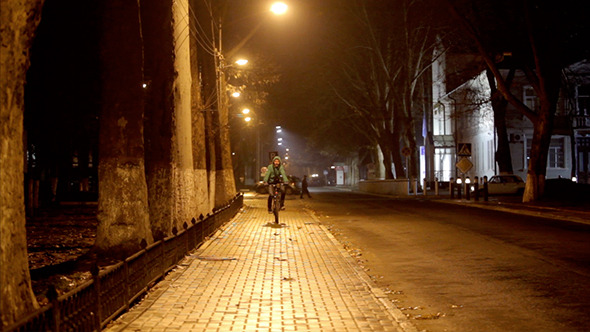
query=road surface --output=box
[286,187,590,332]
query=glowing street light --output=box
[244,116,252,122]
[235,59,249,66]
[270,2,288,15]
[231,91,241,98]
[241,108,251,115]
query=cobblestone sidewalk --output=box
[104,194,413,332]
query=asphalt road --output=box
[292,187,590,332]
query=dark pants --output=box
[267,184,285,210]
[300,187,311,198]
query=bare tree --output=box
[333,44,401,179]
[327,0,440,179]
[393,0,442,179]
[444,0,581,201]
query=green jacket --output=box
[263,156,289,183]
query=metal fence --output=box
[7,193,244,332]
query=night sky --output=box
[23,0,590,184]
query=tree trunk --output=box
[523,104,555,202]
[377,132,395,179]
[189,0,211,217]
[521,61,561,202]
[487,69,513,174]
[193,0,218,212]
[205,109,217,211]
[404,114,419,179]
[214,72,237,207]
[171,0,198,227]
[0,0,44,327]
[391,132,405,178]
[142,0,197,239]
[492,97,513,174]
[141,0,173,240]
[380,143,395,179]
[95,0,153,257]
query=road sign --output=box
[457,143,472,157]
[456,157,473,174]
[269,151,278,161]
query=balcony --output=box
[573,115,590,129]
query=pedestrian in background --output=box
[300,175,311,199]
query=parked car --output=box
[480,174,526,195]
[255,175,300,195]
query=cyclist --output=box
[263,156,289,213]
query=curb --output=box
[434,199,590,226]
[335,187,590,226]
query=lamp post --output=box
[214,1,288,151]
[234,107,263,186]
[213,2,288,189]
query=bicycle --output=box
[269,182,283,224]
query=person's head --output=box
[303,175,307,178]
[272,156,281,167]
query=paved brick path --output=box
[104,194,413,332]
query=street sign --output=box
[269,151,278,161]
[457,143,472,157]
[456,157,473,174]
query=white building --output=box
[427,44,579,183]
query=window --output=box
[523,86,538,111]
[578,85,589,116]
[548,138,565,168]
[526,137,565,168]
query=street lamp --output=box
[223,3,289,59]
[213,3,288,187]
[270,2,288,15]
[235,59,249,66]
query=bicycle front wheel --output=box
[272,196,280,223]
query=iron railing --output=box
[6,193,243,332]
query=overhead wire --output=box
[165,0,217,57]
